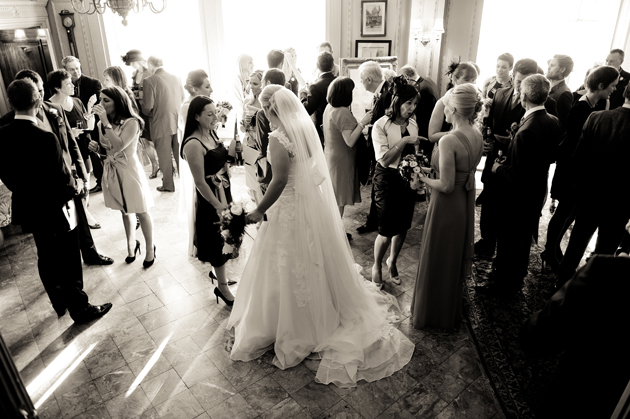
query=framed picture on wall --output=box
[361,1,387,37]
[355,40,391,58]
[340,56,398,120]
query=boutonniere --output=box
[47,108,64,127]
[374,92,381,101]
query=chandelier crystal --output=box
[70,0,166,26]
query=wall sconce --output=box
[411,18,445,47]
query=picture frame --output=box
[355,40,392,58]
[361,1,387,37]
[340,56,398,120]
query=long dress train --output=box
[227,96,414,388]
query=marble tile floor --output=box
[0,163,505,419]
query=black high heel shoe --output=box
[540,250,560,275]
[125,240,141,264]
[214,286,234,307]
[143,245,156,268]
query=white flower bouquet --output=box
[218,201,247,258]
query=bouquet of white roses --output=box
[216,101,233,128]
[217,201,247,258]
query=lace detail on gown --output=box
[270,130,296,158]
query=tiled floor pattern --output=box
[0,161,505,419]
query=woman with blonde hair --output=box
[411,83,484,331]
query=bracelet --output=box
[358,122,365,129]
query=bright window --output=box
[476,0,622,91]
[221,0,326,83]
[102,0,204,83]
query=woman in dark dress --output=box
[181,96,235,305]
[411,84,484,331]
[371,77,422,288]
[543,65,620,272]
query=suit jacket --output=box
[412,76,438,155]
[548,79,573,128]
[357,81,392,185]
[482,86,558,183]
[0,103,88,181]
[520,255,630,419]
[609,67,630,109]
[301,72,336,139]
[494,108,561,215]
[572,106,630,205]
[73,74,102,108]
[0,119,77,233]
[142,68,185,138]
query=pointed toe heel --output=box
[214,287,234,307]
[143,245,156,268]
[125,240,141,264]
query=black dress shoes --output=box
[474,239,495,257]
[89,185,102,194]
[72,303,113,324]
[356,224,377,234]
[84,254,114,265]
[53,305,67,317]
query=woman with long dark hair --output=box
[180,96,235,304]
[92,86,155,267]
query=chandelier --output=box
[70,1,167,26]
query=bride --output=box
[228,85,414,388]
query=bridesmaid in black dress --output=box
[181,96,235,305]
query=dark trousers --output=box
[32,227,89,314]
[74,196,99,262]
[545,195,578,262]
[479,184,500,249]
[154,134,180,191]
[493,207,537,282]
[558,202,629,284]
[91,152,104,187]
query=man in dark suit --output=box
[546,54,574,128]
[557,85,630,286]
[520,255,630,419]
[476,59,558,256]
[399,64,438,159]
[478,74,561,295]
[356,61,390,234]
[142,56,186,192]
[62,56,104,193]
[0,79,112,323]
[255,69,286,194]
[605,49,630,109]
[0,70,113,266]
[301,51,336,145]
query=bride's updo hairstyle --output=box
[442,83,484,126]
[260,84,284,116]
[386,75,420,121]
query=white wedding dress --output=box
[227,88,414,388]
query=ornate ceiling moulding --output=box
[0,1,49,30]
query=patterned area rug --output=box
[463,192,593,419]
